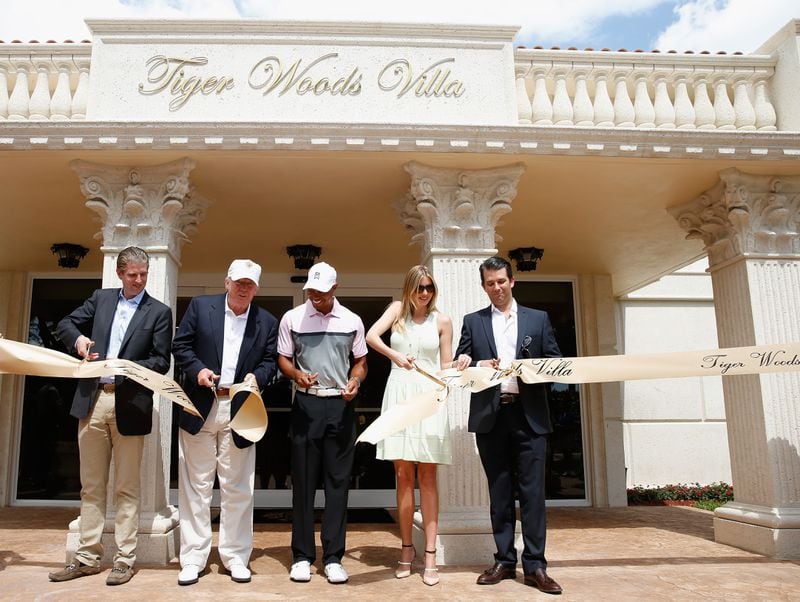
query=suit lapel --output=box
[96,289,120,356]
[234,306,260,381]
[516,306,529,358]
[118,291,151,355]
[479,306,497,358]
[210,296,225,367]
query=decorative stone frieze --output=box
[71,158,210,262]
[669,169,800,266]
[398,161,525,261]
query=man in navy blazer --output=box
[455,256,563,594]
[173,259,278,586]
[51,246,173,586]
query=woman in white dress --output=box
[366,266,469,586]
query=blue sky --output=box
[2,0,797,53]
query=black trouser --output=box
[290,392,356,565]
[475,401,548,575]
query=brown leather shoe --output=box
[106,562,134,586]
[524,568,562,594]
[48,561,101,582]
[476,562,517,585]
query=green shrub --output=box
[627,482,733,506]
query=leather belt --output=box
[499,393,518,405]
[298,387,343,398]
[215,387,231,397]
[101,384,116,393]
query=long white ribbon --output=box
[357,341,800,445]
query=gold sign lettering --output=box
[138,55,234,111]
[248,53,362,97]
[378,58,465,98]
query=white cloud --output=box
[2,0,664,43]
[654,0,798,52]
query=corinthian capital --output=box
[70,158,211,262]
[669,168,800,266]
[398,161,525,257]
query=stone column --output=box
[68,158,210,564]
[0,272,27,506]
[398,160,524,564]
[670,168,800,559]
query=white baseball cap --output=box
[227,259,261,286]
[303,262,337,292]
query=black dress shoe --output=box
[524,568,562,594]
[476,562,517,585]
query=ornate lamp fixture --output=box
[508,246,544,272]
[287,244,322,283]
[50,243,89,269]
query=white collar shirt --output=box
[491,299,519,394]
[100,289,145,383]
[220,295,250,388]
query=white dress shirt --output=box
[99,289,145,383]
[219,295,250,388]
[491,299,519,394]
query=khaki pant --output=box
[75,390,144,568]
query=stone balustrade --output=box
[514,49,778,131]
[0,44,91,120]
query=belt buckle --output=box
[102,383,115,393]
[499,393,517,405]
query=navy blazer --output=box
[456,303,561,435]
[173,294,278,449]
[56,288,173,436]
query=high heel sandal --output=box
[395,543,415,579]
[422,549,439,586]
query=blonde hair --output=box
[392,265,438,333]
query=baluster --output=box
[653,72,675,128]
[613,72,635,127]
[753,76,777,131]
[592,69,614,127]
[551,69,573,125]
[572,68,594,126]
[633,72,655,128]
[672,73,695,129]
[712,75,735,130]
[29,59,52,120]
[692,75,715,129]
[530,66,553,125]
[0,61,9,120]
[50,57,73,120]
[515,64,532,124]
[71,55,90,119]
[8,56,31,120]
[731,75,756,131]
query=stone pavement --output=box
[2,505,800,601]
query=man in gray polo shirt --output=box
[278,262,367,585]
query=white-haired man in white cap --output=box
[277,262,368,584]
[173,259,279,586]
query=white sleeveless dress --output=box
[375,312,452,465]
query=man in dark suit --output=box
[51,246,173,586]
[455,256,563,594]
[173,259,278,586]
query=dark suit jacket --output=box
[456,303,561,435]
[56,288,173,436]
[173,294,278,449]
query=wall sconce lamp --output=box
[50,243,89,269]
[287,244,322,283]
[508,246,544,272]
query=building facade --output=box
[1,18,799,561]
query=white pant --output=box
[178,395,256,569]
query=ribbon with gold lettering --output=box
[357,341,800,444]
[0,335,202,417]
[227,373,268,443]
